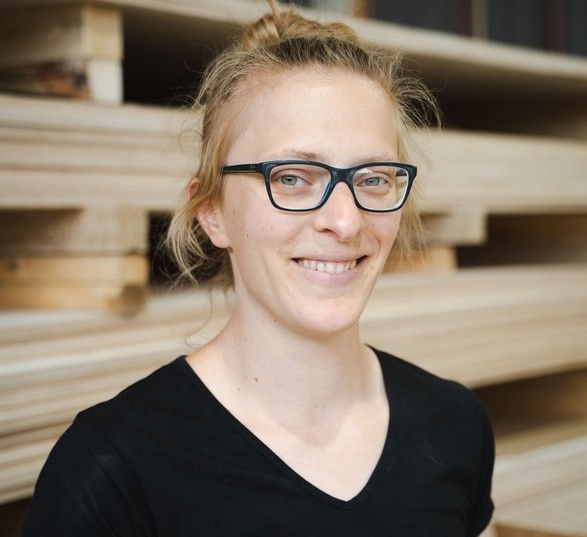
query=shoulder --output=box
[51,356,202,468]
[79,356,191,426]
[373,347,491,428]
[23,357,200,535]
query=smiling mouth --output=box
[295,258,362,274]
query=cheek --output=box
[373,212,402,249]
[221,187,283,256]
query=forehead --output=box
[239,65,390,104]
[224,66,399,164]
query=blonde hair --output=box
[167,0,440,288]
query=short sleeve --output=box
[21,416,155,537]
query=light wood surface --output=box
[494,423,587,537]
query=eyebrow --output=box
[270,149,399,164]
[272,149,322,161]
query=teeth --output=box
[297,259,357,274]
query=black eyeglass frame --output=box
[221,160,417,213]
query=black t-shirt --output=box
[22,349,494,536]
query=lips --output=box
[295,258,359,274]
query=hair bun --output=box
[241,0,360,50]
[241,0,283,50]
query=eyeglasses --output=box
[221,160,417,213]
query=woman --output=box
[22,1,495,535]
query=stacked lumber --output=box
[2,92,586,309]
[0,93,191,313]
[1,264,586,504]
[3,92,585,215]
[479,359,587,536]
[493,421,587,537]
[0,0,586,534]
[364,265,587,388]
[0,5,123,103]
[0,93,191,211]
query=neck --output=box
[190,304,378,427]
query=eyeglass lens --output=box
[268,163,409,211]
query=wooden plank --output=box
[361,264,587,387]
[496,479,587,537]
[497,523,584,537]
[0,5,123,103]
[477,369,587,433]
[0,285,148,315]
[0,285,223,346]
[0,422,71,502]
[362,300,587,388]
[0,132,187,175]
[0,289,228,381]
[0,5,122,68]
[387,246,458,273]
[459,214,587,267]
[0,264,585,398]
[0,93,190,135]
[493,429,587,508]
[0,255,149,314]
[492,423,587,536]
[417,130,587,213]
[0,169,180,211]
[421,209,487,246]
[0,93,193,210]
[0,255,147,284]
[0,208,148,255]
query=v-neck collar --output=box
[179,350,397,510]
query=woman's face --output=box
[200,67,403,338]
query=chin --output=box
[291,301,365,338]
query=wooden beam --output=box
[0,93,189,134]
[493,423,587,510]
[459,214,587,267]
[498,479,587,530]
[361,264,587,387]
[416,129,587,214]
[421,209,487,246]
[387,247,458,273]
[0,255,149,315]
[0,5,123,103]
[0,208,148,255]
[476,369,587,433]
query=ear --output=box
[190,177,231,249]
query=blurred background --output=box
[0,0,586,535]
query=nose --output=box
[312,182,364,240]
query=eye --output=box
[360,176,388,187]
[276,174,306,187]
[270,166,317,189]
[355,173,393,189]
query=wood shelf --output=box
[0,1,586,531]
